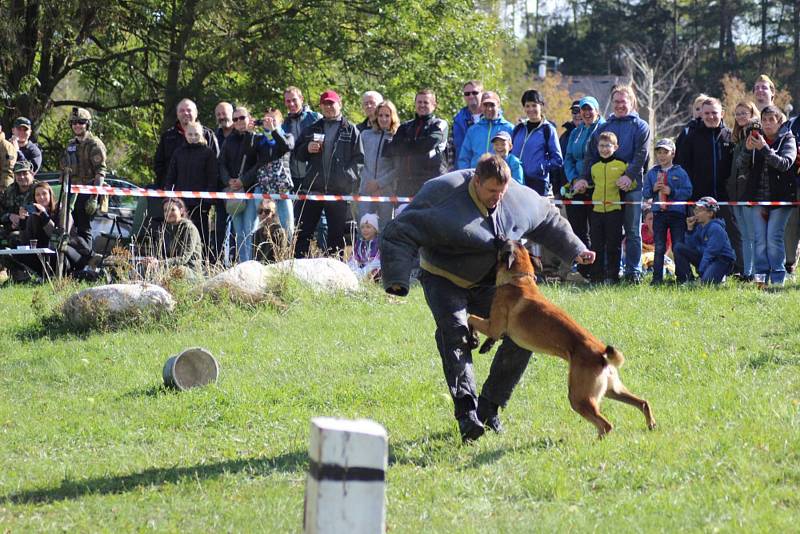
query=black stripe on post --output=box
[308,460,385,482]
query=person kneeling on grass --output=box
[141,198,203,278]
[348,213,381,281]
[673,196,736,285]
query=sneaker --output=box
[477,397,503,433]
[623,273,643,285]
[458,411,485,443]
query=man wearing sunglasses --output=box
[153,98,220,189]
[451,80,484,167]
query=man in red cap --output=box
[293,90,364,258]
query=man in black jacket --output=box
[154,98,220,189]
[293,90,364,258]
[383,89,448,200]
[675,97,742,273]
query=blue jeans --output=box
[275,198,295,240]
[673,241,732,284]
[752,206,792,284]
[652,211,688,282]
[623,189,642,276]
[732,205,755,276]
[420,271,532,419]
[230,191,259,262]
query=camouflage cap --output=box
[13,160,33,174]
[69,107,92,122]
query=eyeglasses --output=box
[233,116,248,122]
[571,108,581,114]
[70,119,89,125]
[463,91,480,96]
[482,102,497,107]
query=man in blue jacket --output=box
[457,91,514,170]
[582,84,651,283]
[381,154,595,443]
[451,80,483,168]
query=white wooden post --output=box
[304,417,388,534]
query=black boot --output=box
[477,396,503,433]
[457,411,485,443]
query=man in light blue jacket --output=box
[456,91,514,170]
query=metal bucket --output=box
[163,347,219,390]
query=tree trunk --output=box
[760,0,768,72]
[161,0,201,132]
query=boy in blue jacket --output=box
[642,138,692,284]
[673,196,736,284]
[490,131,524,184]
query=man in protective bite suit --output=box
[381,154,595,442]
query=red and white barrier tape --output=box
[69,185,413,203]
[68,185,800,206]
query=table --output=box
[0,247,58,281]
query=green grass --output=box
[1,279,799,532]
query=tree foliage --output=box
[1,0,507,180]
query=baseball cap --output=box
[491,131,512,143]
[655,138,676,152]
[319,90,341,104]
[13,117,31,129]
[578,96,600,111]
[481,91,500,105]
[570,99,581,113]
[695,196,719,212]
[13,160,33,174]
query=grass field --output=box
[1,278,799,532]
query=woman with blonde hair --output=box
[357,99,399,229]
[727,101,760,280]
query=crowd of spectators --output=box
[1,73,799,288]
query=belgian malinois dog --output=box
[468,240,656,437]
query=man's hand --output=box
[575,250,596,265]
[308,141,322,154]
[573,179,589,193]
[9,213,21,228]
[616,175,633,191]
[386,284,408,296]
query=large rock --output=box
[201,258,359,303]
[201,261,274,303]
[274,258,359,293]
[63,283,175,326]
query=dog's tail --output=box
[603,345,625,368]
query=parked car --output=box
[39,173,141,254]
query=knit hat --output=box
[360,213,379,231]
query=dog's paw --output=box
[479,337,497,354]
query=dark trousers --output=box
[212,198,230,264]
[187,200,211,259]
[652,210,688,282]
[565,202,592,277]
[294,199,349,258]
[590,210,623,281]
[719,205,743,274]
[420,271,532,419]
[71,194,94,236]
[673,241,732,284]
